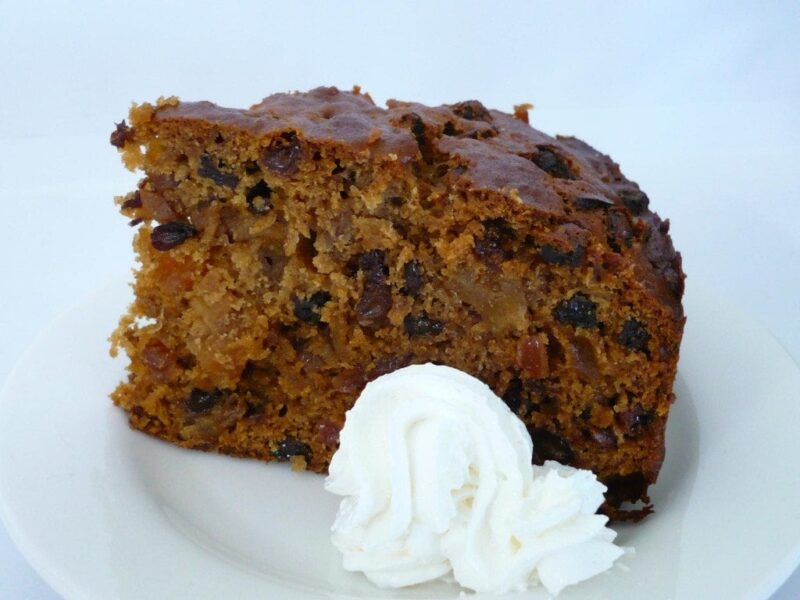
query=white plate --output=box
[1,280,799,600]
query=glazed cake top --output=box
[139,86,684,318]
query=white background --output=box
[1,1,798,598]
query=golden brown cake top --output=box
[140,86,684,318]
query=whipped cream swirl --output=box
[325,363,624,596]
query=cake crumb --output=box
[513,102,534,123]
[290,455,308,471]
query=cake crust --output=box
[111,87,685,519]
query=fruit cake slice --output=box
[110,87,684,519]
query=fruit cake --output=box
[109,86,685,519]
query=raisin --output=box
[273,437,312,462]
[532,146,573,179]
[293,291,331,324]
[316,420,341,449]
[198,154,239,189]
[402,260,424,296]
[529,428,575,465]
[243,402,265,419]
[245,180,273,215]
[442,122,457,136]
[356,281,392,329]
[607,210,634,252]
[368,353,414,380]
[404,312,444,337]
[332,368,366,395]
[618,404,655,437]
[619,318,651,352]
[186,388,221,414]
[408,113,426,145]
[110,120,133,148]
[121,192,142,210]
[260,132,303,175]
[603,472,648,507]
[474,218,515,265]
[574,195,614,210]
[539,244,585,266]
[354,250,392,328]
[618,189,650,215]
[502,378,524,413]
[451,100,492,122]
[358,249,388,281]
[553,293,599,329]
[591,428,618,449]
[151,221,197,251]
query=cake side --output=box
[110,87,684,518]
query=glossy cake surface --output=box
[110,87,685,519]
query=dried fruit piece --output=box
[618,404,655,437]
[404,312,444,337]
[198,154,239,189]
[554,293,599,329]
[332,368,366,395]
[317,420,341,449]
[110,120,133,148]
[140,339,174,382]
[530,428,575,465]
[619,318,651,352]
[607,209,634,252]
[358,250,388,280]
[293,291,331,324]
[451,100,492,122]
[356,281,392,328]
[604,472,648,506]
[591,428,618,449]
[517,336,549,379]
[567,334,601,384]
[121,192,142,211]
[186,388,221,414]
[407,113,426,145]
[502,377,524,413]
[474,218,515,265]
[355,250,392,329]
[151,221,197,251]
[539,244,585,266]
[245,180,273,215]
[273,437,312,461]
[532,145,573,179]
[260,132,303,175]
[401,260,424,296]
[368,353,415,380]
[147,173,179,191]
[618,189,650,215]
